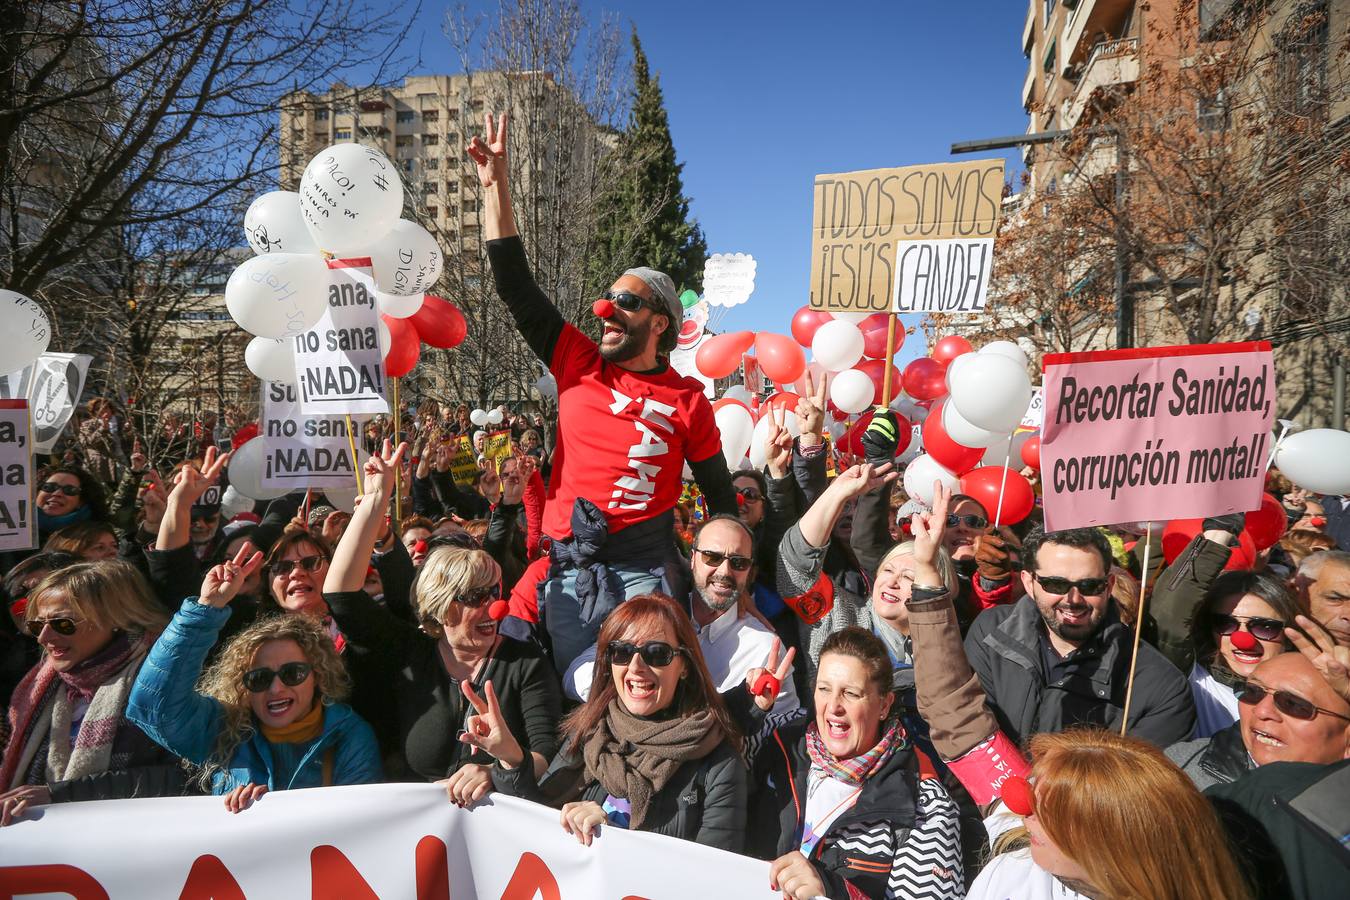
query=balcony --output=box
[1023,62,1037,111]
[1023,4,1036,56]
[1060,0,1135,74]
[1062,36,1139,128]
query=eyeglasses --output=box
[271,555,326,577]
[606,640,686,668]
[1238,682,1350,722]
[1032,573,1110,597]
[242,662,314,693]
[693,548,753,572]
[736,487,764,502]
[946,514,988,529]
[38,482,81,497]
[26,616,83,638]
[597,289,654,313]
[457,583,502,608]
[1211,613,1285,643]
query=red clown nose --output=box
[413,540,429,555]
[1001,776,1035,817]
[592,298,616,319]
[1229,629,1259,652]
[489,599,510,622]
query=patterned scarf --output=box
[582,701,723,830]
[1,631,152,790]
[805,720,905,787]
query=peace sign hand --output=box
[764,405,794,479]
[172,446,229,506]
[363,439,408,501]
[460,680,525,768]
[795,370,829,448]
[911,480,951,571]
[1287,615,1350,704]
[198,544,265,609]
[466,112,508,188]
[745,638,797,712]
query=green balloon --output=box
[680,289,699,309]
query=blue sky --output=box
[381,0,1030,364]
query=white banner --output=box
[893,237,995,316]
[260,381,361,489]
[0,784,778,899]
[293,259,387,417]
[0,400,33,552]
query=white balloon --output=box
[948,353,1034,433]
[470,409,489,427]
[715,403,755,468]
[324,484,359,514]
[535,373,557,400]
[1274,429,1350,495]
[486,409,504,425]
[377,317,391,359]
[896,422,924,464]
[830,368,874,414]
[722,385,753,405]
[369,219,443,295]
[830,311,871,324]
[980,431,1032,467]
[298,144,405,256]
[890,393,929,424]
[980,340,1029,369]
[228,438,290,501]
[811,320,865,372]
[244,337,297,384]
[225,253,329,339]
[376,290,424,318]
[0,290,50,373]
[942,400,1008,448]
[944,352,975,392]
[243,191,318,255]
[749,415,772,469]
[903,454,960,506]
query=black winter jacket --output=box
[1165,721,1253,791]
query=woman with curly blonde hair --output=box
[128,547,381,812]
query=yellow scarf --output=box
[259,702,324,744]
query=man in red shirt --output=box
[469,113,736,671]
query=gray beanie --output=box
[623,267,680,322]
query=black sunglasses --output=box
[1238,682,1350,722]
[598,289,655,313]
[736,487,764,502]
[1032,573,1110,597]
[1211,613,1285,643]
[242,662,314,693]
[271,555,325,576]
[693,548,753,572]
[607,640,685,668]
[27,616,82,638]
[457,583,502,608]
[947,514,988,529]
[38,482,81,497]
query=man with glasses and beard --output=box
[964,526,1195,747]
[564,516,800,716]
[468,114,736,676]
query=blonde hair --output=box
[414,547,501,625]
[196,614,350,786]
[1110,566,1141,627]
[877,540,959,603]
[26,560,169,634]
[1001,729,1251,900]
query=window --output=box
[1045,0,1056,22]
[1042,38,1056,73]
[446,181,458,194]
[426,206,438,219]
[471,99,484,111]
[396,110,415,123]
[396,135,413,146]
[314,108,329,121]
[401,159,414,173]
[334,129,352,140]
[423,110,439,123]
[1198,89,1228,132]
[426,157,439,170]
[463,224,480,236]
[423,134,439,146]
[1278,3,1329,119]
[424,181,438,194]
[462,198,477,213]
[446,133,458,146]
[446,108,458,120]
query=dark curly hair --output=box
[36,465,109,521]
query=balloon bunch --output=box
[469,408,505,428]
[232,143,468,386]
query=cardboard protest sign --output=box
[483,429,513,466]
[260,382,362,489]
[293,259,388,416]
[449,434,479,487]
[809,159,1005,316]
[0,401,33,551]
[1041,342,1275,530]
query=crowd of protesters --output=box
[1,113,1348,900]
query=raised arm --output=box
[325,440,405,594]
[156,446,229,552]
[466,111,517,242]
[797,461,895,550]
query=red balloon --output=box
[857,358,902,406]
[695,331,755,379]
[860,314,904,360]
[755,332,806,385]
[409,296,467,349]
[1161,519,1258,570]
[1020,435,1042,471]
[959,466,1036,525]
[1245,492,1288,550]
[763,391,800,415]
[840,410,875,456]
[902,357,948,401]
[921,401,984,475]
[790,306,833,347]
[382,314,420,377]
[932,335,974,365]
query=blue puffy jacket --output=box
[127,600,382,794]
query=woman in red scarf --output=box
[0,561,182,825]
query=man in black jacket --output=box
[964,526,1195,747]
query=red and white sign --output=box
[1041,342,1275,531]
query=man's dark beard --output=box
[599,317,651,363]
[1037,596,1103,643]
[697,574,742,614]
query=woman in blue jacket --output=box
[127,546,381,811]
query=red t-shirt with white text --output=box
[546,323,721,540]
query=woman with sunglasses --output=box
[322,442,561,791]
[466,593,745,851]
[1,561,181,825]
[32,466,109,550]
[1153,514,1301,737]
[126,546,380,810]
